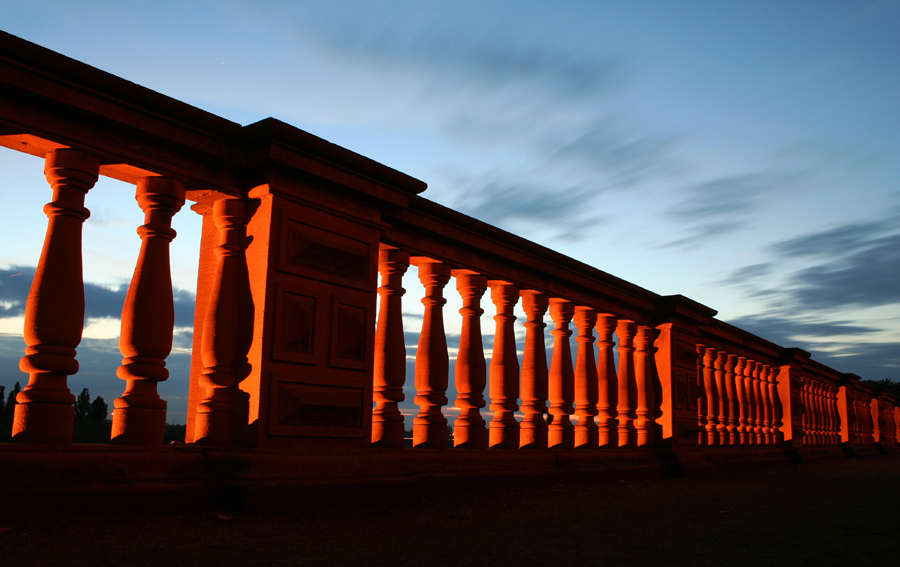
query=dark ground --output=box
[1,455,898,566]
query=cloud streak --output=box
[0,266,196,328]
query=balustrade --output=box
[3,35,898,462]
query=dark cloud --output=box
[719,262,774,286]
[663,172,804,248]
[784,233,900,308]
[292,2,619,101]
[721,208,900,380]
[0,266,196,328]
[774,213,900,258]
[549,125,680,186]
[727,314,898,380]
[458,180,596,228]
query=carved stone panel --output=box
[273,290,318,364]
[280,218,372,290]
[269,376,366,437]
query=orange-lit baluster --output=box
[744,361,757,445]
[634,325,658,447]
[697,345,707,446]
[372,245,410,448]
[453,271,488,448]
[724,354,738,445]
[753,362,765,445]
[413,260,451,448]
[734,357,747,445]
[14,149,99,443]
[767,366,779,445]
[194,198,250,445]
[573,307,599,448]
[798,378,808,444]
[758,364,770,445]
[702,347,718,446]
[595,314,618,448]
[616,320,638,447]
[549,299,575,448]
[111,177,185,445]
[814,382,821,445]
[520,291,549,449]
[714,350,728,446]
[819,384,829,445]
[488,281,520,449]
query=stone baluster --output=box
[696,345,708,446]
[634,325,658,447]
[832,387,842,444]
[452,271,488,448]
[548,299,575,448]
[820,384,829,444]
[413,260,451,448]
[519,291,549,449]
[832,387,841,444]
[758,364,771,446]
[753,362,765,444]
[14,149,99,443]
[616,320,638,447]
[734,357,747,445]
[573,307,599,448]
[701,346,718,446]
[194,198,251,445]
[111,177,186,445]
[372,245,410,448]
[744,360,757,445]
[812,383,822,444]
[724,354,738,445]
[488,281,520,449]
[767,366,780,445]
[595,314,618,448]
[714,350,728,446]
[798,378,808,444]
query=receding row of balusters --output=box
[848,393,875,445]
[372,246,662,449]
[696,346,780,446]
[800,378,840,445]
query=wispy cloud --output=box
[721,204,900,378]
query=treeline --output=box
[1,383,185,443]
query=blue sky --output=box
[1,1,898,423]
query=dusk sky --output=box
[1,1,898,423]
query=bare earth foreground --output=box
[1,455,898,567]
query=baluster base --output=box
[413,422,447,448]
[12,401,74,444]
[194,407,233,445]
[519,415,548,449]
[371,419,406,449]
[111,404,166,445]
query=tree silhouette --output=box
[0,382,20,441]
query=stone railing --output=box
[1,31,897,458]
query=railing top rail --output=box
[0,31,425,199]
